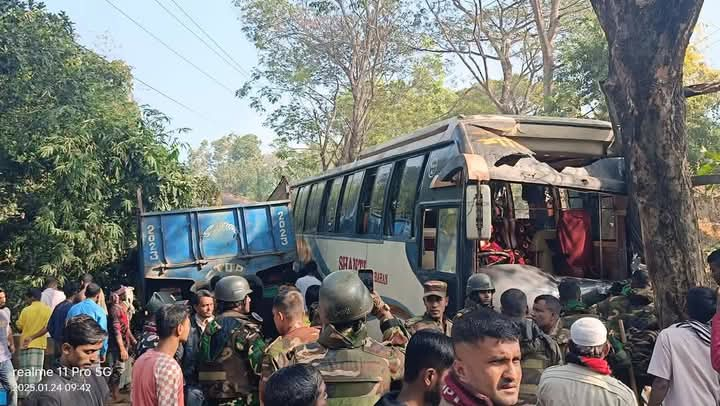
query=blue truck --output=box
[137,201,297,302]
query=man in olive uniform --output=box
[287,270,407,405]
[555,279,599,353]
[198,276,266,406]
[500,289,561,405]
[405,280,452,336]
[259,286,320,403]
[556,280,631,379]
[454,273,495,320]
[596,269,658,333]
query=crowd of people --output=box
[0,252,719,405]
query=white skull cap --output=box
[570,317,607,347]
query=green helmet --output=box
[214,275,253,302]
[467,273,495,293]
[146,291,176,314]
[319,270,373,324]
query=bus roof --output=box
[292,115,619,189]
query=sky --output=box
[43,0,720,155]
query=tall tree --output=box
[359,55,461,146]
[420,0,542,113]
[590,0,705,326]
[236,0,415,165]
[0,1,205,287]
[529,0,586,112]
[188,134,280,201]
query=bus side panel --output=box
[304,235,425,317]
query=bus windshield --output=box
[479,181,626,281]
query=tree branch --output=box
[410,46,501,60]
[684,81,720,98]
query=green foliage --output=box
[0,1,207,294]
[189,134,280,201]
[555,13,720,169]
[235,0,416,166]
[361,56,460,146]
[554,12,609,119]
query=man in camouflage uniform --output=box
[454,273,495,320]
[259,286,320,403]
[595,269,659,388]
[198,276,266,406]
[556,280,632,382]
[287,270,408,405]
[500,289,561,405]
[405,280,452,336]
[555,279,600,354]
[596,269,658,333]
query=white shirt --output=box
[195,314,213,333]
[648,324,720,406]
[41,288,66,312]
[0,308,11,363]
[537,363,636,406]
[295,275,321,300]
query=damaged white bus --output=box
[291,115,631,317]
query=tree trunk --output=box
[529,0,558,114]
[590,0,706,327]
[541,48,554,114]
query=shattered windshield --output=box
[464,119,626,194]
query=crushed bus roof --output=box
[292,115,623,192]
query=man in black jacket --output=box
[24,315,110,406]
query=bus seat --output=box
[529,229,556,274]
[505,218,518,249]
[557,209,593,277]
[492,219,516,250]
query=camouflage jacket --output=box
[405,313,452,337]
[198,311,266,405]
[452,301,494,322]
[516,319,561,404]
[595,288,659,387]
[555,303,631,375]
[595,287,658,333]
[288,324,405,406]
[260,325,320,386]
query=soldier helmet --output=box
[214,275,253,303]
[146,291,176,314]
[466,273,495,293]
[319,270,373,324]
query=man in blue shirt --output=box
[66,283,108,360]
[48,282,82,360]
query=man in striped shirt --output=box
[132,304,190,406]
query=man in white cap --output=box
[536,317,636,406]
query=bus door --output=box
[417,203,462,315]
